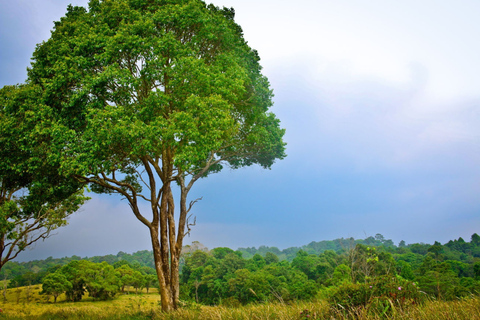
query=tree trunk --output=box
[2,275,7,302]
[170,256,180,309]
[195,279,200,303]
[149,226,174,312]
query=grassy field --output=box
[1,285,480,319]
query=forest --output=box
[2,233,479,309]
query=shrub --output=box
[328,275,425,315]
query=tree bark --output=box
[149,226,174,312]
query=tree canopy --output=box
[23,0,286,312]
[0,84,87,270]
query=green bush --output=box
[328,275,425,315]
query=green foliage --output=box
[60,260,120,301]
[37,258,160,303]
[84,262,120,300]
[396,260,415,280]
[329,275,425,315]
[328,264,352,286]
[292,250,322,280]
[211,247,236,260]
[180,249,319,305]
[0,84,88,271]
[416,260,462,300]
[41,272,72,303]
[264,252,279,265]
[116,264,135,293]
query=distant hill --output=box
[237,233,396,260]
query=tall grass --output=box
[0,285,479,319]
[326,296,480,320]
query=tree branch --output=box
[75,174,152,228]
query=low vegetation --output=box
[0,285,479,319]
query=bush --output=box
[328,275,425,315]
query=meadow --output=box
[1,284,480,320]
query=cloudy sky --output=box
[1,0,479,262]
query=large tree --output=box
[27,0,285,311]
[0,85,87,271]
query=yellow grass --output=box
[0,285,161,319]
[0,285,479,319]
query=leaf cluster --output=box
[0,84,88,268]
[27,0,286,189]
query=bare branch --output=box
[135,167,151,192]
[185,215,196,237]
[187,197,202,214]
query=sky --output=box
[1,0,479,262]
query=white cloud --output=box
[270,51,480,171]
[211,0,480,103]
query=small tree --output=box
[25,0,285,312]
[131,271,146,294]
[41,272,72,303]
[61,261,87,302]
[116,264,134,293]
[144,274,157,294]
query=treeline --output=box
[0,242,210,287]
[238,233,398,261]
[180,233,480,305]
[2,234,480,306]
[0,250,155,287]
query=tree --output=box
[417,262,459,299]
[60,260,120,301]
[329,264,352,286]
[131,270,146,293]
[228,268,270,304]
[144,274,158,293]
[428,241,444,260]
[246,254,266,271]
[291,250,321,280]
[83,262,120,300]
[116,264,135,293]
[396,260,414,280]
[474,262,480,279]
[25,0,285,312]
[61,260,87,302]
[471,233,480,246]
[41,272,72,303]
[0,85,87,271]
[264,252,279,265]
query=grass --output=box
[0,285,479,319]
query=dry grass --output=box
[0,285,479,319]
[0,285,160,319]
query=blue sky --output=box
[1,0,479,261]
